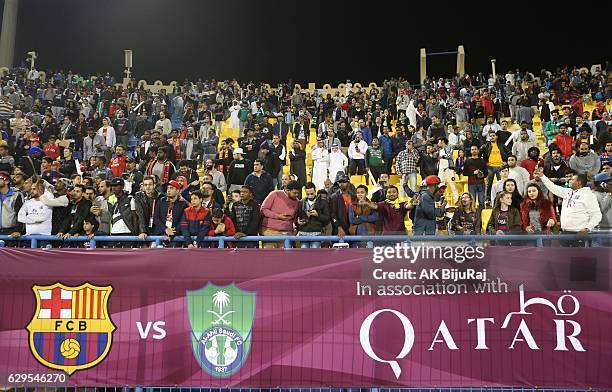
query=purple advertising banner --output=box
[0,246,610,388]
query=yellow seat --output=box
[350,175,367,187]
[481,208,492,233]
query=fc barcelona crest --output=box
[26,282,115,375]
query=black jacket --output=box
[109,193,138,234]
[227,159,254,186]
[58,198,92,235]
[152,196,188,236]
[134,191,158,235]
[480,141,510,164]
[297,196,331,232]
[329,189,355,234]
[230,199,261,235]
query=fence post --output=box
[89,239,96,249]
[30,238,37,248]
[154,239,162,247]
[218,238,225,248]
[284,239,291,249]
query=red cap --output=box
[424,175,441,186]
[168,180,182,190]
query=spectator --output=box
[329,173,354,238]
[135,176,158,240]
[17,180,52,235]
[0,171,23,238]
[450,192,482,235]
[108,178,138,239]
[206,208,236,248]
[180,190,212,248]
[328,144,348,181]
[269,135,286,188]
[419,143,438,178]
[481,130,509,204]
[521,146,544,179]
[341,122,364,170]
[97,117,116,161]
[57,184,92,239]
[592,172,611,246]
[535,169,602,246]
[92,156,114,181]
[289,140,307,189]
[201,128,219,163]
[203,159,227,193]
[112,110,131,148]
[437,137,459,203]
[344,185,378,247]
[464,145,487,212]
[182,127,202,164]
[413,176,446,235]
[109,145,128,178]
[551,123,573,159]
[231,185,261,248]
[296,183,330,248]
[260,180,300,248]
[244,159,274,205]
[490,164,510,202]
[311,138,330,190]
[426,115,446,142]
[365,184,415,235]
[501,179,523,210]
[173,160,200,192]
[512,129,537,164]
[152,180,188,238]
[520,183,557,234]
[507,155,530,196]
[486,191,522,235]
[569,142,600,178]
[366,138,386,182]
[155,111,172,135]
[227,148,253,193]
[0,144,15,173]
[396,140,420,193]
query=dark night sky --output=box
[9,0,609,85]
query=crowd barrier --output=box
[0,233,610,248]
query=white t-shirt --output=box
[18,198,53,235]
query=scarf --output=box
[147,159,172,183]
[385,198,404,210]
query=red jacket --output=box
[109,155,127,177]
[207,216,236,248]
[551,133,574,158]
[481,97,494,116]
[43,143,60,160]
[521,158,544,179]
[520,199,557,234]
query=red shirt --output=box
[521,158,544,179]
[109,155,128,177]
[552,133,574,158]
[43,143,60,160]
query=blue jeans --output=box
[468,184,486,212]
[300,241,321,248]
[486,167,501,202]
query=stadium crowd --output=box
[0,64,610,248]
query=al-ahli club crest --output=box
[187,283,256,377]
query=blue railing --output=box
[0,233,609,248]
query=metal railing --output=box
[0,233,609,248]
